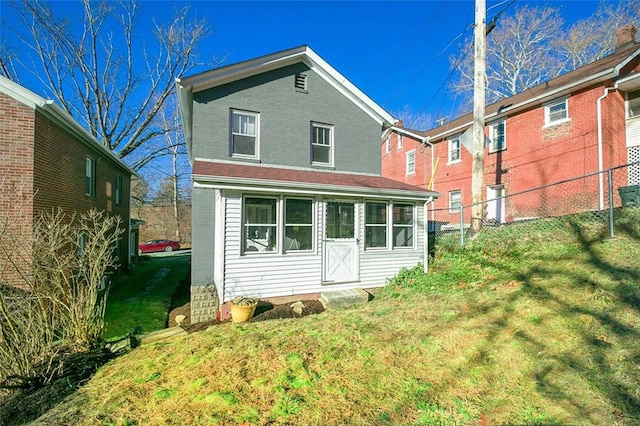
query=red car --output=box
[138,239,180,255]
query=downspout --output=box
[597,86,615,210]
[423,196,434,273]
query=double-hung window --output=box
[449,190,462,213]
[284,198,313,252]
[243,196,314,254]
[364,202,415,249]
[397,134,403,150]
[85,157,95,197]
[489,120,506,152]
[311,122,333,165]
[406,150,416,175]
[365,202,387,248]
[231,110,259,158]
[545,99,569,126]
[448,138,461,163]
[392,204,414,248]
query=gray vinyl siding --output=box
[191,63,382,174]
[191,186,216,287]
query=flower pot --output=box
[230,297,258,323]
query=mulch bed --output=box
[169,299,326,333]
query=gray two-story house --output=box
[176,46,439,323]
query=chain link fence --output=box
[428,161,640,251]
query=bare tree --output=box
[5,0,210,171]
[393,105,433,130]
[556,0,640,70]
[451,5,564,105]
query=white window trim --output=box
[397,134,403,150]
[385,136,390,154]
[364,202,416,251]
[543,98,570,127]
[392,202,416,249]
[449,190,462,213]
[115,174,122,206]
[627,89,640,119]
[230,109,260,160]
[242,195,316,255]
[405,149,416,175]
[488,120,506,153]
[311,122,334,167]
[85,157,95,197]
[448,138,461,164]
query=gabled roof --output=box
[0,75,136,176]
[176,46,397,160]
[192,160,438,201]
[424,42,640,142]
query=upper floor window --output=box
[489,120,506,153]
[406,150,416,175]
[448,138,461,163]
[449,190,461,213]
[231,110,259,159]
[397,134,403,150]
[545,98,569,126]
[85,157,95,197]
[628,90,640,118]
[311,122,333,166]
[115,174,123,205]
[385,136,390,153]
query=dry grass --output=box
[26,211,640,425]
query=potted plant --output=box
[230,296,258,323]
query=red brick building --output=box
[383,25,640,227]
[0,75,136,286]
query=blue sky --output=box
[2,0,603,126]
[179,0,601,124]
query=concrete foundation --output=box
[320,288,370,309]
[190,285,219,324]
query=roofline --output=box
[176,46,397,159]
[192,174,439,201]
[0,75,137,177]
[427,46,640,141]
[385,126,429,142]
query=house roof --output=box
[0,75,136,176]
[192,160,438,201]
[423,42,640,142]
[176,46,397,160]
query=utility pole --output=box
[470,0,486,234]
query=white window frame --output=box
[242,196,316,255]
[392,203,415,249]
[364,202,388,249]
[364,202,416,250]
[85,157,95,197]
[311,122,334,166]
[230,109,260,159]
[448,138,461,163]
[488,120,506,153]
[385,136,390,154]
[397,134,403,150]
[449,190,462,213]
[406,149,416,175]
[544,98,570,127]
[628,90,640,119]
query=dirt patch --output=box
[169,299,325,333]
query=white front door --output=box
[323,201,359,284]
[486,186,505,224]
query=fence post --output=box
[459,204,465,247]
[608,168,614,239]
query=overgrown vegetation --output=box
[0,208,122,391]
[10,209,640,425]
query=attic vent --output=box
[295,74,307,92]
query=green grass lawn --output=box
[32,211,640,425]
[103,251,190,340]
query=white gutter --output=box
[596,86,615,210]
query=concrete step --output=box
[320,288,369,309]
